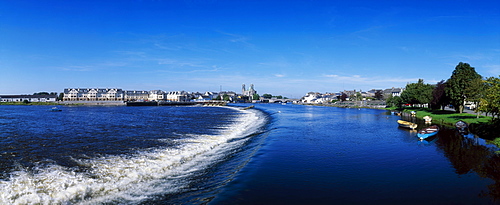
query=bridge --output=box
[260,98,300,103]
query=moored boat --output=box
[397,120,417,130]
[423,116,432,124]
[50,107,62,112]
[455,120,468,133]
[417,125,439,140]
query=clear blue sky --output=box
[1,0,499,98]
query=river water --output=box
[0,104,499,204]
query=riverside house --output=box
[0,95,57,102]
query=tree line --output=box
[386,62,500,119]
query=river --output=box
[0,104,499,204]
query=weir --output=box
[126,101,227,106]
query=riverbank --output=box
[0,102,61,105]
[397,107,500,144]
[0,101,126,106]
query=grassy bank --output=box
[397,107,499,144]
[400,108,492,126]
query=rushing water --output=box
[1,104,499,204]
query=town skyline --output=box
[1,1,499,98]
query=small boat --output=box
[455,120,468,133]
[423,116,432,124]
[417,125,439,140]
[50,107,62,112]
[397,120,417,130]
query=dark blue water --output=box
[1,104,499,204]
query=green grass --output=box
[400,107,492,126]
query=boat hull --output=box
[417,125,439,140]
[397,120,417,130]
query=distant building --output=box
[124,90,149,101]
[167,91,189,102]
[63,88,125,101]
[148,90,166,101]
[242,84,257,97]
[0,95,57,102]
[383,87,404,98]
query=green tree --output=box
[222,94,230,101]
[339,93,348,101]
[477,76,500,119]
[58,93,64,101]
[252,94,260,100]
[400,79,434,107]
[445,62,482,113]
[374,90,384,100]
[262,94,272,99]
[386,95,403,108]
[430,80,449,110]
[33,92,50,95]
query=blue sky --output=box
[1,0,499,98]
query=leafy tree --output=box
[274,95,283,99]
[33,92,50,95]
[339,92,348,101]
[386,95,403,108]
[222,94,230,101]
[430,80,449,110]
[400,79,434,107]
[252,94,260,100]
[374,90,384,100]
[445,62,482,113]
[262,94,272,99]
[58,93,64,101]
[355,92,363,101]
[477,76,500,119]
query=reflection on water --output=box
[400,111,500,201]
[437,128,500,201]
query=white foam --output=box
[0,107,266,204]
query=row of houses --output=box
[0,95,58,102]
[300,87,404,104]
[61,88,253,102]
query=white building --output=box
[124,90,149,101]
[167,91,189,102]
[148,90,166,101]
[0,95,57,102]
[63,88,125,101]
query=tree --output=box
[33,92,50,95]
[222,94,230,101]
[58,93,64,101]
[386,95,403,108]
[477,76,500,119]
[374,90,384,100]
[262,94,272,99]
[400,79,434,107]
[252,94,260,100]
[445,62,482,113]
[430,80,449,110]
[339,92,348,101]
[355,92,363,101]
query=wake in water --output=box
[0,107,267,204]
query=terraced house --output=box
[63,88,125,101]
